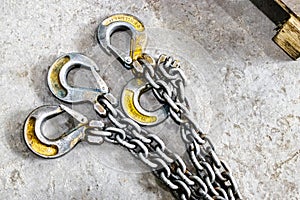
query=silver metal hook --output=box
[23,105,90,158]
[47,53,112,115]
[47,53,108,103]
[97,13,147,69]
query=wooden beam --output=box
[250,0,300,60]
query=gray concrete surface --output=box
[0,0,299,199]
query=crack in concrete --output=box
[272,149,300,179]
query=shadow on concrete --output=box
[214,0,289,61]
[249,0,290,25]
[28,55,62,105]
[4,56,63,159]
[4,110,38,159]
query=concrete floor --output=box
[0,0,299,199]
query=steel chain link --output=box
[100,101,207,199]
[139,54,242,199]
[85,53,242,199]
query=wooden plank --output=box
[273,14,300,60]
[251,0,300,60]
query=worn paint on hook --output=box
[130,34,147,61]
[102,14,145,32]
[48,56,70,98]
[123,89,157,124]
[25,117,58,156]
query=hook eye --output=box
[23,105,88,158]
[47,53,109,103]
[121,78,169,126]
[97,13,147,69]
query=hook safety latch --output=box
[23,105,104,158]
[97,13,147,69]
[47,53,114,116]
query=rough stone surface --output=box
[0,0,299,199]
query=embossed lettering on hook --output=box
[121,78,169,126]
[97,13,147,68]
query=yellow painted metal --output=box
[24,117,58,156]
[102,13,145,32]
[123,89,157,124]
[130,34,147,61]
[48,56,70,98]
[273,15,300,60]
[102,13,146,63]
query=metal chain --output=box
[85,54,242,199]
[138,54,242,200]
[95,98,216,200]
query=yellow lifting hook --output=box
[97,13,147,69]
[24,105,105,158]
[97,14,169,126]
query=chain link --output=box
[84,53,241,199]
[101,101,210,199]
[138,54,242,199]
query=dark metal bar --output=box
[249,0,290,25]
